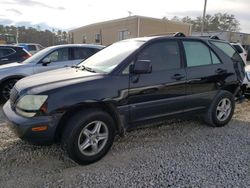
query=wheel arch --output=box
[0,75,26,101]
[221,84,239,96]
[54,102,125,141]
[0,75,26,86]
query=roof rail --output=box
[173,32,186,37]
[210,35,220,40]
[146,32,186,37]
[198,35,220,40]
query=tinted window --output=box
[73,47,93,60]
[183,41,212,67]
[232,45,243,53]
[0,48,15,58]
[90,48,101,54]
[45,48,69,62]
[137,41,180,71]
[37,45,44,50]
[211,51,221,64]
[28,45,37,51]
[211,41,242,62]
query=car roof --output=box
[46,44,105,50]
[18,43,40,45]
[123,35,225,43]
[0,45,24,49]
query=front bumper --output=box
[243,75,250,94]
[3,101,62,144]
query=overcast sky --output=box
[0,0,250,33]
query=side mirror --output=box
[130,60,152,74]
[42,57,51,66]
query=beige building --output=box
[68,16,192,46]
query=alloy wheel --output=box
[78,120,109,156]
[216,98,232,122]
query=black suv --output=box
[3,34,245,164]
[0,45,31,65]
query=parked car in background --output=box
[0,45,31,65]
[231,43,250,94]
[0,44,104,101]
[246,48,250,62]
[17,43,44,55]
[230,43,247,64]
[3,35,245,164]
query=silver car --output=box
[0,44,104,101]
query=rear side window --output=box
[183,41,211,67]
[28,45,36,51]
[183,41,222,67]
[73,47,93,60]
[211,52,221,64]
[38,45,44,50]
[137,40,181,71]
[0,48,15,58]
[211,41,242,62]
[90,48,101,54]
[232,45,243,53]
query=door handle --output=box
[0,58,8,61]
[215,68,227,74]
[171,74,185,80]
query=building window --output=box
[118,30,129,41]
[95,33,101,43]
[82,36,86,44]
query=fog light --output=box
[31,125,48,132]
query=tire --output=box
[0,79,19,102]
[61,109,116,165]
[204,91,235,127]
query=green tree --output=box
[171,16,180,22]
[172,13,240,32]
[0,25,68,46]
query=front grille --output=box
[9,87,19,108]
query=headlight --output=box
[16,95,48,117]
[247,72,250,81]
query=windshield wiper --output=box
[71,65,81,68]
[74,65,97,73]
[83,66,96,73]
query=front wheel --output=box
[61,109,116,165]
[204,91,235,127]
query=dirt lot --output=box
[0,101,250,187]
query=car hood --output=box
[0,62,22,69]
[15,67,105,93]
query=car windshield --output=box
[21,47,52,64]
[79,40,145,73]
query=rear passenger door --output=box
[128,40,187,123]
[183,40,227,110]
[70,47,95,65]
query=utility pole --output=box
[201,0,207,36]
[16,27,19,44]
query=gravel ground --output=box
[1,101,250,188]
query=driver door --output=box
[34,47,72,74]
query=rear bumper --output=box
[3,101,62,144]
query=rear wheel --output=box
[0,79,19,102]
[61,109,116,165]
[204,91,235,127]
